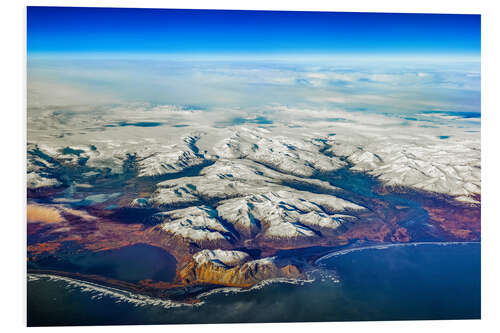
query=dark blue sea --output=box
[27,242,480,326]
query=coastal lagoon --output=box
[27,7,481,326]
[28,242,480,325]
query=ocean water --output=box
[27,242,480,326]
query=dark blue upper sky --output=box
[27,7,480,56]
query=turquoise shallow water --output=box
[27,242,480,326]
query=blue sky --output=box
[27,7,481,118]
[27,7,480,56]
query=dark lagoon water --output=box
[28,244,177,284]
[27,242,480,326]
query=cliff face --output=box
[179,249,302,287]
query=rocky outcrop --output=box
[178,249,302,287]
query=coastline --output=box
[314,240,480,265]
[28,241,480,308]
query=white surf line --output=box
[196,276,315,299]
[315,241,480,265]
[27,273,203,309]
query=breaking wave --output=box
[196,274,324,299]
[315,241,480,265]
[27,273,203,309]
